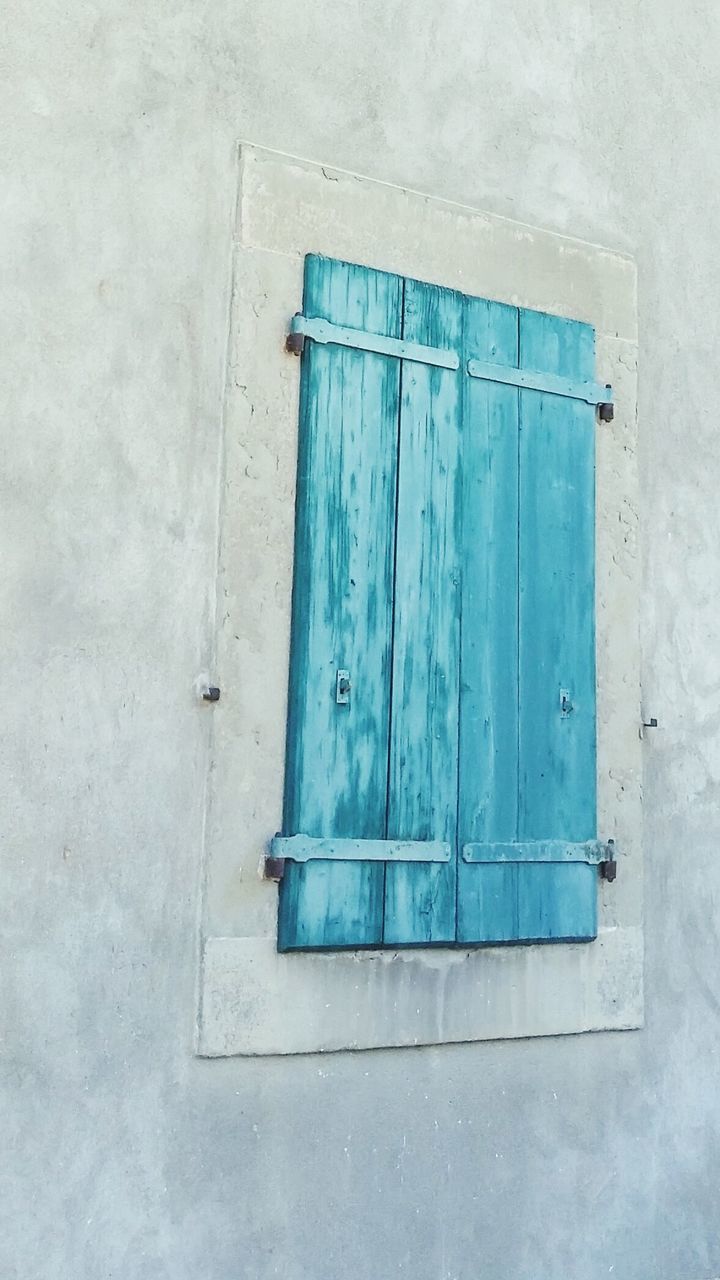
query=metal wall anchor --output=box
[640,716,658,739]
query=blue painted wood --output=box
[517,309,598,942]
[456,296,521,944]
[272,835,451,863]
[278,258,599,951]
[277,256,403,950]
[383,279,463,944]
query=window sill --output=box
[197,926,643,1057]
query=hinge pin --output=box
[263,854,286,882]
[600,838,618,882]
[286,314,305,355]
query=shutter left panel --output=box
[277,257,403,950]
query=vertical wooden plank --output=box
[383,280,463,945]
[517,310,598,941]
[278,256,403,950]
[456,297,520,943]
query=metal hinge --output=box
[268,834,452,863]
[285,314,459,369]
[286,313,614,410]
[266,839,617,878]
[462,838,617,868]
[467,358,614,410]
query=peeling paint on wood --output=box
[384,278,463,945]
[280,259,600,950]
[278,256,402,950]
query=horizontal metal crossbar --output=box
[288,315,460,369]
[270,834,452,863]
[289,316,614,406]
[467,359,613,407]
[462,840,612,865]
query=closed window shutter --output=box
[277,257,403,949]
[278,256,599,951]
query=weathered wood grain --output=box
[517,308,598,941]
[383,278,463,945]
[456,295,520,943]
[278,256,402,949]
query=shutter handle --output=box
[336,669,351,705]
[560,688,573,717]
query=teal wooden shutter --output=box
[457,305,598,943]
[277,257,403,950]
[277,257,601,951]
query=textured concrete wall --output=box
[3,4,720,1278]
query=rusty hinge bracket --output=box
[599,838,618,882]
[263,855,286,882]
[467,358,614,409]
[285,314,459,369]
[285,325,305,355]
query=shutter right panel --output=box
[516,309,597,941]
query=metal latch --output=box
[336,669,351,705]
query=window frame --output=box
[196,144,642,1057]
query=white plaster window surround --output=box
[196,143,642,1057]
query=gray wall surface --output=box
[2,3,719,1278]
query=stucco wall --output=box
[3,4,720,1278]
